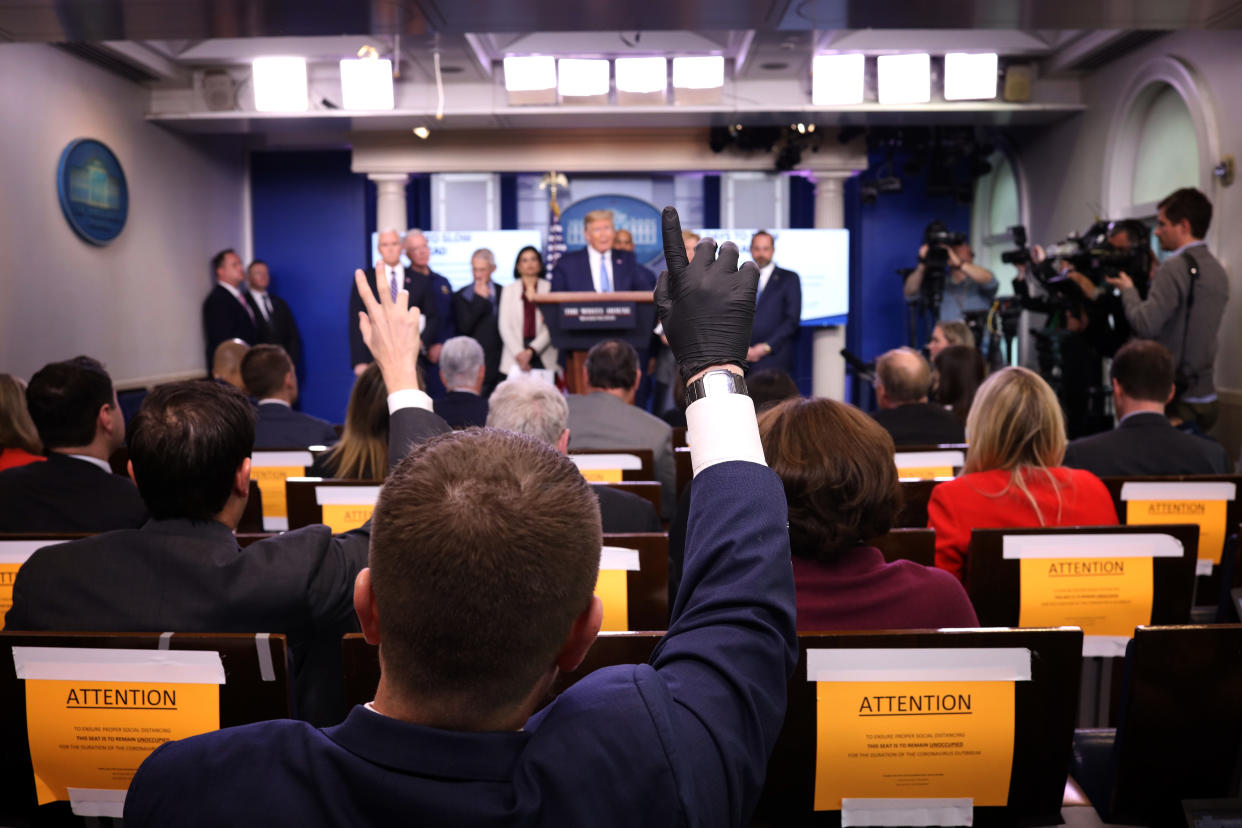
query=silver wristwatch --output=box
[684,370,748,405]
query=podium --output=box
[534,291,655,394]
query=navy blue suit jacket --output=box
[433,391,489,429]
[124,461,796,827]
[1063,411,1231,477]
[750,266,801,374]
[550,248,655,294]
[253,402,339,449]
[0,453,147,532]
[348,267,440,368]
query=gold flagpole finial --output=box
[539,171,569,220]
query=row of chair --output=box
[2,624,1237,824]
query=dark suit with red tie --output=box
[203,283,260,370]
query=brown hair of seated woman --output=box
[758,397,901,561]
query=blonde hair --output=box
[322,364,388,480]
[936,320,975,349]
[583,209,614,229]
[0,374,41,454]
[964,366,1067,524]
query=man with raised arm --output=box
[124,208,796,827]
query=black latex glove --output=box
[654,207,759,383]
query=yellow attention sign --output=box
[0,563,21,630]
[897,466,954,480]
[1126,499,1227,565]
[1018,556,1154,636]
[321,504,375,533]
[25,680,219,805]
[250,466,303,520]
[595,570,629,631]
[815,680,1015,810]
[580,468,624,483]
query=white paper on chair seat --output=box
[314,486,382,506]
[571,454,643,471]
[599,546,641,571]
[841,797,973,827]
[1002,533,1183,559]
[894,451,965,469]
[250,451,313,468]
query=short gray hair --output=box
[471,248,495,267]
[487,377,568,445]
[440,336,485,389]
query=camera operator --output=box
[904,221,998,322]
[1105,188,1229,431]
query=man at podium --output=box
[551,209,655,294]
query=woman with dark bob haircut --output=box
[758,397,977,630]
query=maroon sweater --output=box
[793,545,978,631]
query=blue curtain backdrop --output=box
[843,151,973,405]
[251,150,366,423]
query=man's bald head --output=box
[874,347,931,409]
[212,339,250,390]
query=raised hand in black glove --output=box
[654,206,759,383]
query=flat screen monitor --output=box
[371,230,544,292]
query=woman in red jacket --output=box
[929,366,1117,582]
[0,374,44,472]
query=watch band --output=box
[685,370,748,405]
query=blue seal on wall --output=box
[561,194,664,271]
[56,139,128,245]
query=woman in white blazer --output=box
[499,245,559,376]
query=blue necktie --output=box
[599,252,612,293]
[388,268,399,301]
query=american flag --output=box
[544,198,567,273]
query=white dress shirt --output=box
[587,248,613,293]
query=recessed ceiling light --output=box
[252,56,308,113]
[877,53,931,105]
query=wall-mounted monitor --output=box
[371,230,544,292]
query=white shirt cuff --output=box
[686,392,766,475]
[387,388,433,414]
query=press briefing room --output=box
[2,1,1242,826]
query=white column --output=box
[370,173,409,234]
[810,173,849,401]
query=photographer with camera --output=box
[903,221,998,322]
[1105,188,1229,431]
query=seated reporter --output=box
[933,344,987,424]
[928,366,1118,582]
[310,363,389,480]
[123,209,796,827]
[759,397,977,630]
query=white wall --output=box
[0,44,245,385]
[1012,30,1242,450]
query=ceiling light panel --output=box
[557,58,610,98]
[812,54,865,106]
[672,56,724,89]
[944,52,999,101]
[615,57,667,94]
[339,57,394,110]
[877,53,931,105]
[503,56,556,92]
[252,56,308,113]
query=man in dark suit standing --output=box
[869,348,965,446]
[487,375,660,533]
[433,337,489,429]
[203,248,259,370]
[241,345,338,449]
[7,271,451,727]
[349,229,439,378]
[1065,339,1230,477]
[551,209,656,294]
[405,229,455,399]
[246,259,302,367]
[453,248,504,394]
[0,356,146,531]
[746,231,802,375]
